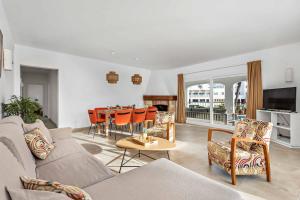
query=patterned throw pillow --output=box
[20,176,92,200]
[7,188,72,200]
[233,120,256,151]
[24,128,55,159]
[250,120,273,154]
[23,119,53,144]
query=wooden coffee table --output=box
[116,136,176,173]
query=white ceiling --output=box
[3,0,300,69]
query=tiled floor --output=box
[73,124,300,200]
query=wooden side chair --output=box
[146,111,176,143]
[207,119,273,185]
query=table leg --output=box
[167,151,170,160]
[105,113,109,136]
[119,148,127,173]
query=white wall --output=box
[0,0,14,113]
[145,42,300,112]
[13,45,151,128]
[48,70,58,125]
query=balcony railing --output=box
[186,109,226,122]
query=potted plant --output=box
[2,95,42,123]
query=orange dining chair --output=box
[109,106,119,119]
[111,109,133,140]
[145,106,158,128]
[94,107,107,138]
[131,108,147,133]
[88,110,98,137]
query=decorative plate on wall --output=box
[131,74,142,85]
[106,71,119,84]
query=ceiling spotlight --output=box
[135,57,139,61]
[111,51,116,55]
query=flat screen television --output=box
[263,87,296,112]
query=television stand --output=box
[257,109,300,148]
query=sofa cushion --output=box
[49,127,73,142]
[23,119,53,144]
[20,176,92,200]
[0,143,27,200]
[207,140,265,175]
[36,152,113,188]
[0,122,36,178]
[35,138,86,167]
[84,158,243,200]
[0,116,24,126]
[7,188,72,200]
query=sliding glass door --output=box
[186,80,211,123]
[186,76,247,127]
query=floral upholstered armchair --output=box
[207,119,273,185]
[146,111,176,143]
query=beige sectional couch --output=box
[0,116,256,200]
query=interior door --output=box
[27,84,44,107]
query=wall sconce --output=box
[285,68,293,83]
[131,74,142,85]
[106,71,119,84]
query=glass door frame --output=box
[185,73,247,128]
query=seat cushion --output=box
[84,158,243,200]
[208,141,265,175]
[146,126,166,136]
[36,152,113,188]
[7,188,72,200]
[0,143,27,200]
[0,122,36,178]
[23,119,53,144]
[49,128,73,142]
[35,138,86,167]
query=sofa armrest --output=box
[49,127,73,142]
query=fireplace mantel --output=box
[143,95,177,101]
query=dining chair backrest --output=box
[122,106,133,109]
[115,109,133,125]
[132,108,147,123]
[110,106,120,110]
[88,110,97,124]
[145,106,158,121]
[95,107,107,122]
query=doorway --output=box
[20,66,59,128]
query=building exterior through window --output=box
[186,76,247,126]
